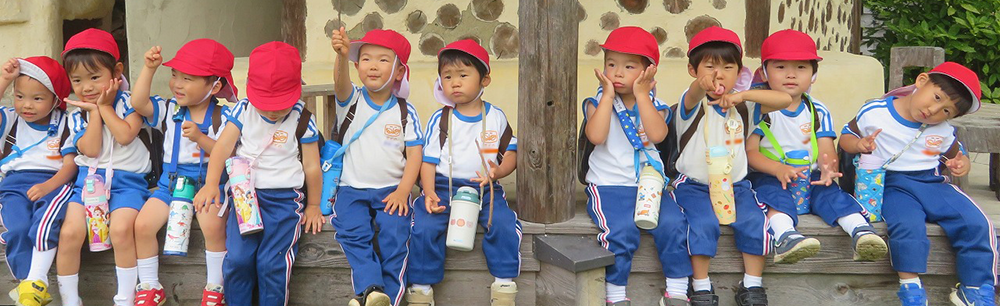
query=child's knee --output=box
[133,218,160,237]
[59,223,86,243]
[110,219,135,241]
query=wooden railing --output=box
[301,84,337,136]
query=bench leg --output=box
[991,153,999,201]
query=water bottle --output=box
[446,187,482,251]
[83,174,111,252]
[785,150,813,214]
[707,146,736,225]
[319,140,343,216]
[855,154,886,222]
[226,156,264,235]
[634,165,665,230]
[163,175,197,256]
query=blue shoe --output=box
[898,283,928,306]
[951,283,997,306]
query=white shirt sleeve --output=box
[422,108,445,164]
[404,101,422,147]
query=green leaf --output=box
[948,7,957,15]
[960,3,981,14]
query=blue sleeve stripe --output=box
[61,147,77,155]
[405,140,422,147]
[422,156,440,164]
[337,86,357,107]
[506,143,517,151]
[816,131,837,138]
[679,92,699,120]
[841,124,859,137]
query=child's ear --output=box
[687,63,697,78]
[481,74,491,88]
[914,73,930,89]
[395,64,406,82]
[114,62,125,78]
[210,79,223,95]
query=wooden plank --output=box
[744,0,770,58]
[952,103,1000,153]
[281,0,307,60]
[536,262,606,306]
[516,0,579,224]
[888,46,945,89]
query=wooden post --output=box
[517,0,579,223]
[744,0,770,58]
[282,0,307,60]
[889,46,945,89]
[849,0,863,54]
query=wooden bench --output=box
[952,103,1000,200]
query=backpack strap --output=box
[296,108,312,140]
[211,103,223,133]
[677,105,705,154]
[1,119,18,160]
[334,103,360,143]
[735,103,750,137]
[439,107,451,149]
[397,98,408,137]
[496,124,514,164]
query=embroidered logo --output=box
[482,130,499,143]
[384,124,402,138]
[272,131,289,144]
[925,135,944,149]
[46,139,60,151]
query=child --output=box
[328,27,422,306]
[579,27,692,306]
[840,62,996,306]
[744,29,887,264]
[0,56,77,306]
[406,39,520,306]
[129,39,237,305]
[192,41,325,306]
[56,28,154,306]
[672,26,792,306]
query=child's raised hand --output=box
[26,182,55,202]
[330,27,350,57]
[774,164,810,190]
[62,98,99,112]
[712,91,745,109]
[181,121,204,142]
[144,46,163,69]
[382,189,411,216]
[945,151,970,177]
[698,70,725,96]
[425,193,445,214]
[1,58,20,82]
[594,68,614,94]
[633,65,657,96]
[302,205,325,234]
[194,186,221,213]
[811,153,843,186]
[856,129,881,153]
[96,78,122,107]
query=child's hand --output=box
[594,68,614,94]
[811,154,843,186]
[774,164,810,190]
[1,58,20,82]
[425,193,445,214]
[302,205,325,234]
[632,65,657,97]
[194,186,221,213]
[471,160,501,187]
[711,91,745,109]
[63,98,99,112]
[330,26,350,57]
[856,129,881,154]
[698,70,726,96]
[945,151,971,177]
[382,189,411,216]
[96,78,122,107]
[144,46,163,69]
[26,182,55,202]
[181,121,204,142]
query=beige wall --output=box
[124,0,283,97]
[0,0,64,73]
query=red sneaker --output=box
[201,284,226,306]
[134,283,166,306]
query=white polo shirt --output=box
[69,91,152,174]
[0,108,75,173]
[228,99,319,189]
[752,96,837,169]
[674,89,764,183]
[423,102,517,180]
[841,96,957,172]
[582,90,672,186]
[145,96,230,165]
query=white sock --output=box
[900,277,922,288]
[205,251,226,285]
[838,213,870,236]
[25,248,57,284]
[606,283,627,303]
[743,274,763,288]
[693,277,712,292]
[494,277,513,284]
[57,274,80,306]
[137,257,160,287]
[411,284,432,294]
[666,277,689,299]
[114,266,138,305]
[769,213,800,239]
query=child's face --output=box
[260,107,294,122]
[12,75,57,123]
[68,62,123,104]
[169,69,220,106]
[763,60,814,99]
[603,51,646,96]
[354,44,406,92]
[439,62,490,105]
[688,57,739,98]
[907,73,960,125]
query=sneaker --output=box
[362,286,391,306]
[134,283,166,306]
[660,294,690,306]
[348,297,363,306]
[606,299,630,306]
[773,230,821,264]
[201,284,225,306]
[8,280,53,306]
[735,282,767,306]
[491,282,517,306]
[689,288,718,306]
[851,225,888,261]
[951,283,997,306]
[405,287,434,306]
[897,283,928,306]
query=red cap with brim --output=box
[246,41,302,111]
[438,39,490,73]
[928,62,983,113]
[16,56,71,110]
[761,29,823,62]
[601,26,660,66]
[688,26,743,56]
[62,28,120,60]
[164,38,239,102]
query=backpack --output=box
[437,106,514,164]
[141,103,224,188]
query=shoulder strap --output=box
[496,124,514,164]
[296,108,312,140]
[439,107,451,149]
[735,103,750,137]
[212,103,223,133]
[677,105,705,154]
[1,119,18,160]
[398,98,408,136]
[335,103,360,143]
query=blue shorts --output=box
[746,171,865,226]
[149,164,224,204]
[67,166,151,212]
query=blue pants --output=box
[882,169,998,286]
[409,175,521,285]
[330,185,410,304]
[0,171,73,280]
[672,175,771,257]
[585,184,692,286]
[224,188,304,306]
[747,171,865,226]
[67,167,150,212]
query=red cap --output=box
[600,26,660,66]
[928,62,983,113]
[62,28,120,60]
[16,56,71,110]
[246,42,302,111]
[348,29,412,98]
[438,39,491,73]
[688,26,742,56]
[164,39,239,102]
[761,29,822,63]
